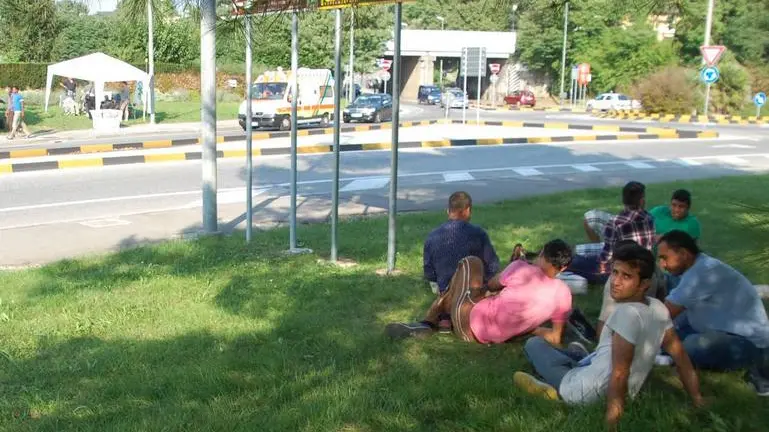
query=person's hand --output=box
[692,394,707,409]
[541,330,560,346]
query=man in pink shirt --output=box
[386,239,574,345]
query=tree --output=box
[0,0,59,62]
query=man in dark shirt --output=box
[423,191,500,295]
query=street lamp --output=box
[436,16,445,89]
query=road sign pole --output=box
[348,9,355,102]
[245,14,253,243]
[290,10,299,250]
[476,53,481,124]
[704,83,711,116]
[558,2,569,107]
[462,49,468,125]
[201,0,218,234]
[387,2,402,273]
[331,8,342,263]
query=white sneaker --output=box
[655,354,674,366]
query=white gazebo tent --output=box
[44,52,150,117]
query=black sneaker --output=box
[385,322,435,340]
[746,368,769,397]
[567,308,597,344]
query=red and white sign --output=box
[489,63,501,75]
[379,59,393,71]
[700,45,726,66]
[577,63,591,85]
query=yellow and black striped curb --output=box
[0,120,442,161]
[0,129,720,175]
[447,119,718,139]
[597,111,768,125]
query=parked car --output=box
[503,90,536,107]
[343,93,393,123]
[417,85,441,105]
[586,93,642,111]
[441,88,469,109]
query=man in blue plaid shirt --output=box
[568,181,655,284]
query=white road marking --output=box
[79,218,131,228]
[340,177,390,192]
[625,161,655,169]
[512,167,543,176]
[718,156,749,165]
[4,152,769,217]
[442,172,475,182]
[711,144,756,149]
[573,164,601,172]
[674,158,703,167]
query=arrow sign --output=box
[700,45,726,66]
[700,66,720,84]
[754,92,766,108]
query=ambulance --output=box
[238,67,336,131]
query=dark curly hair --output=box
[541,239,573,268]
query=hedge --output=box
[0,62,198,90]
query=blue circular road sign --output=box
[754,92,767,107]
[700,66,720,84]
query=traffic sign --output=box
[700,45,726,66]
[754,92,766,108]
[461,47,487,78]
[577,63,591,85]
[377,58,392,71]
[316,0,415,10]
[377,70,391,81]
[489,74,499,83]
[700,66,720,84]
[489,63,501,75]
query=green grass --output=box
[23,101,242,133]
[2,175,769,431]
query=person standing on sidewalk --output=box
[7,86,31,140]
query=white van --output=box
[238,67,335,131]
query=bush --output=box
[632,67,699,115]
[710,55,751,115]
[0,63,48,90]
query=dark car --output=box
[504,90,537,107]
[343,94,393,123]
[417,85,441,105]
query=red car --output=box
[504,90,536,107]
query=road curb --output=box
[0,127,720,175]
[597,111,768,125]
[469,105,592,113]
[0,120,442,161]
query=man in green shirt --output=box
[650,189,701,242]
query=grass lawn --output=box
[1,175,768,431]
[23,101,241,133]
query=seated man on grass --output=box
[658,230,769,396]
[569,181,655,285]
[386,239,573,345]
[650,189,701,243]
[514,242,703,428]
[423,191,500,296]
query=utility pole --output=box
[245,13,253,242]
[436,16,445,89]
[147,0,156,124]
[387,2,402,273]
[201,0,218,234]
[702,0,715,115]
[331,9,342,262]
[348,9,355,101]
[559,2,569,107]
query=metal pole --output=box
[703,0,715,115]
[201,0,217,233]
[331,9,342,262]
[147,0,156,124]
[387,2,402,273]
[245,14,254,243]
[439,21,444,89]
[569,76,574,108]
[476,53,481,124]
[289,11,299,250]
[349,9,355,102]
[462,48,468,124]
[558,2,569,107]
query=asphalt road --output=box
[2,128,768,266]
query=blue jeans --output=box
[523,336,587,390]
[675,314,765,372]
[566,254,609,285]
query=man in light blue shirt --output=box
[658,230,769,396]
[6,86,30,139]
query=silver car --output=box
[441,89,469,109]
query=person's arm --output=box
[481,231,500,281]
[533,321,566,346]
[598,221,618,273]
[605,332,635,429]
[664,301,685,320]
[661,328,704,407]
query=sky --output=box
[85,0,119,14]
